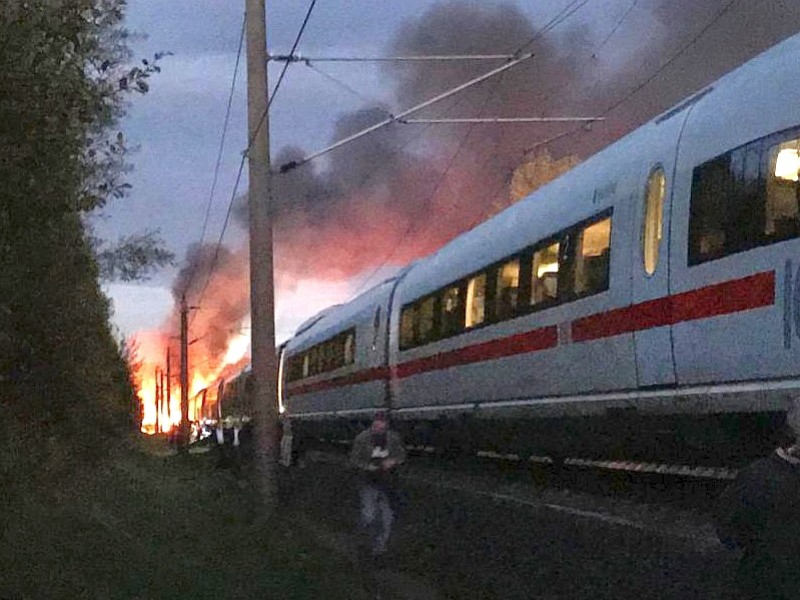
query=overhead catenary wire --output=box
[196,13,246,251]
[270,53,518,62]
[278,52,534,173]
[524,0,741,155]
[399,117,605,124]
[303,63,604,127]
[304,62,391,113]
[191,0,319,317]
[593,0,640,55]
[347,0,600,296]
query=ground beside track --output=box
[283,453,744,600]
[0,435,371,600]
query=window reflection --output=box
[466,273,486,328]
[495,259,520,319]
[531,242,559,306]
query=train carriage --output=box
[282,276,402,440]
[281,32,800,465]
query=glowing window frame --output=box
[642,165,666,276]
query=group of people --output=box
[339,404,800,595]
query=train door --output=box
[630,124,682,387]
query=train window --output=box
[643,166,666,275]
[565,217,611,297]
[495,259,520,320]
[440,284,464,337]
[417,296,436,344]
[466,273,487,328]
[689,127,800,265]
[287,355,304,382]
[344,331,355,364]
[766,140,800,237]
[302,353,309,378]
[531,241,560,306]
[400,305,415,350]
[371,308,381,350]
[307,346,318,376]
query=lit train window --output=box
[495,259,520,319]
[689,127,800,265]
[440,284,464,337]
[531,242,559,307]
[417,296,436,344]
[567,217,611,297]
[400,305,415,349]
[643,166,666,275]
[466,273,486,328]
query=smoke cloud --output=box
[161,0,800,372]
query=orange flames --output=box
[134,321,251,435]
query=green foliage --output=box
[0,1,164,456]
[95,229,175,282]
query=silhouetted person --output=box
[349,412,406,557]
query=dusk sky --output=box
[96,0,800,349]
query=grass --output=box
[0,434,368,600]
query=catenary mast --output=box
[246,0,280,513]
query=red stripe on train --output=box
[572,271,775,342]
[395,325,558,379]
[287,270,775,395]
[288,366,390,396]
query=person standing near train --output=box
[715,402,800,599]
[349,411,407,558]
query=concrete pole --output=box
[180,294,190,450]
[154,367,160,434]
[166,347,172,426]
[246,0,279,514]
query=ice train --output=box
[250,33,800,464]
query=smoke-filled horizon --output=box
[150,0,800,378]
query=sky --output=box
[97,0,800,351]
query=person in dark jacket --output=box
[349,411,407,556]
[715,426,800,599]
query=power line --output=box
[593,0,640,55]
[304,62,391,113]
[278,53,534,173]
[515,0,596,57]
[270,53,518,63]
[190,0,320,317]
[524,0,741,155]
[399,117,604,124]
[348,0,598,296]
[197,13,246,250]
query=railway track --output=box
[303,447,724,554]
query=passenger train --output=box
[231,33,800,465]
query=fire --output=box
[133,322,250,434]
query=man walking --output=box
[350,411,406,557]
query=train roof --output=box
[285,274,402,352]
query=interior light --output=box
[775,148,800,182]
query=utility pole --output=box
[154,367,160,434]
[159,369,166,431]
[180,294,190,451]
[166,347,172,427]
[246,0,279,514]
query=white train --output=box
[277,33,800,464]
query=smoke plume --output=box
[158,0,800,378]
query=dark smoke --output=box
[170,0,800,360]
[170,243,249,371]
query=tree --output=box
[0,1,168,455]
